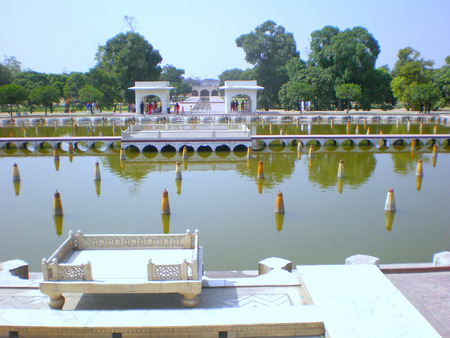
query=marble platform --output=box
[297,264,440,337]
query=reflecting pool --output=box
[1,141,449,271]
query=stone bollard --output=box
[384,188,396,212]
[345,254,380,267]
[161,189,171,215]
[12,163,20,181]
[416,159,423,177]
[175,161,182,180]
[53,191,63,216]
[274,191,285,214]
[433,251,450,266]
[337,160,344,178]
[258,257,292,275]
[246,146,252,159]
[308,145,314,158]
[182,146,188,159]
[94,162,101,181]
[257,160,264,179]
[297,140,303,152]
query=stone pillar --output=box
[433,251,450,266]
[345,254,380,267]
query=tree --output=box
[78,85,103,107]
[63,72,87,110]
[404,83,440,112]
[218,68,254,86]
[366,68,396,110]
[0,84,28,116]
[236,20,299,109]
[431,60,450,107]
[285,66,336,110]
[335,83,362,113]
[86,68,119,109]
[391,47,435,109]
[95,32,162,103]
[279,82,314,111]
[0,64,13,86]
[172,81,192,99]
[308,26,381,110]
[29,85,60,115]
[161,65,184,84]
[2,56,22,77]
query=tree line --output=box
[220,21,449,112]
[0,32,192,115]
[1,21,449,115]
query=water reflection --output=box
[161,214,170,234]
[13,180,20,196]
[94,180,101,197]
[307,152,376,189]
[275,213,284,232]
[384,211,396,231]
[53,215,63,237]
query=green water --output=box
[1,143,449,271]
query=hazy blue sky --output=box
[1,0,449,79]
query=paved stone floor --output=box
[385,271,450,337]
[0,269,448,337]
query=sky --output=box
[1,0,449,79]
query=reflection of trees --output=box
[391,153,424,175]
[236,153,297,189]
[307,152,376,188]
[100,155,152,182]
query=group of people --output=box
[85,102,98,115]
[230,100,247,112]
[139,101,185,115]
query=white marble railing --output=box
[42,230,199,281]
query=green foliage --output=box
[431,64,450,107]
[161,65,184,84]
[86,68,119,108]
[287,67,336,110]
[0,83,28,114]
[95,32,162,103]
[172,81,192,99]
[391,47,437,109]
[29,85,60,114]
[0,64,14,86]
[236,20,299,109]
[279,82,314,110]
[78,85,103,104]
[335,83,362,112]
[63,72,87,102]
[308,26,382,110]
[218,68,254,86]
[404,83,440,111]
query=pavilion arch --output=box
[219,81,264,113]
[230,94,252,112]
[200,89,209,97]
[211,90,219,96]
[128,81,174,115]
[191,90,199,96]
